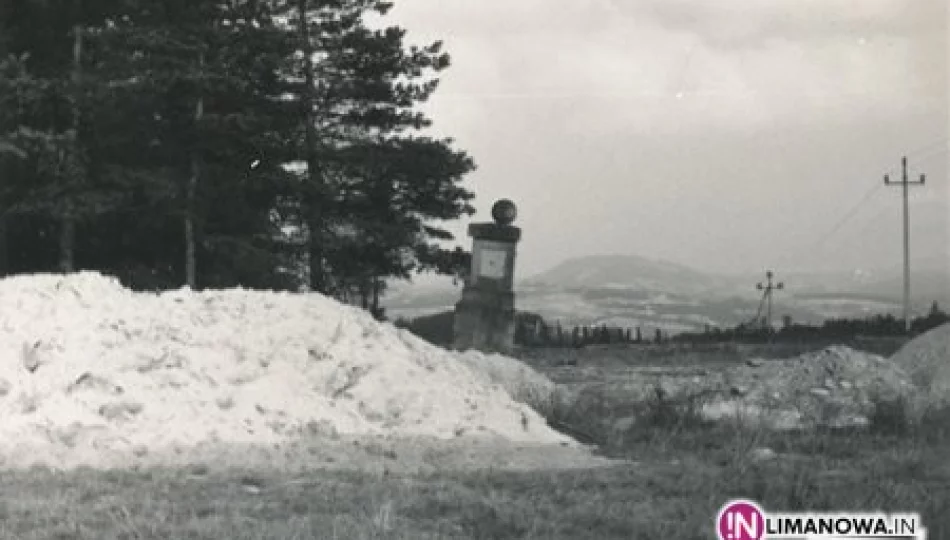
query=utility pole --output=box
[755,270,784,331]
[885,156,926,333]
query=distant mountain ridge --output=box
[524,254,739,295]
[382,253,948,333]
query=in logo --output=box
[717,499,766,540]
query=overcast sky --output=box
[381,0,948,278]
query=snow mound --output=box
[0,272,575,469]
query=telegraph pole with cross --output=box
[884,156,926,333]
[755,270,784,331]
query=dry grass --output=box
[1,342,946,540]
[1,402,945,540]
[517,337,910,370]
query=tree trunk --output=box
[339,281,348,304]
[306,217,324,292]
[60,23,82,273]
[371,277,381,313]
[0,215,7,277]
[184,53,205,289]
[360,278,369,309]
[59,201,75,273]
[298,0,325,293]
[184,157,198,288]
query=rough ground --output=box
[540,342,935,441]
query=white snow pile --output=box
[0,272,574,469]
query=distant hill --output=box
[850,269,950,306]
[525,254,741,296]
[381,280,460,320]
[381,253,944,335]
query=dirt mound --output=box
[700,346,915,429]
[889,323,950,419]
[0,272,581,470]
[557,346,917,436]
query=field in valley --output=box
[4,339,947,540]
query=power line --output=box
[880,138,949,176]
[828,139,947,245]
[816,183,886,250]
[778,137,948,268]
[827,202,893,253]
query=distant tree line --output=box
[393,309,670,348]
[514,315,666,347]
[393,301,949,351]
[672,301,949,344]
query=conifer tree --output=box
[1,0,476,307]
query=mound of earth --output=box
[699,346,915,429]
[559,346,917,436]
[889,323,950,419]
[0,272,597,471]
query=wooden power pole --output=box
[884,156,926,333]
[755,270,784,331]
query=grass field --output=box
[2,418,945,539]
[2,341,946,540]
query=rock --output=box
[240,480,263,495]
[746,358,765,367]
[612,416,637,434]
[824,414,869,430]
[655,378,678,399]
[0,378,11,397]
[748,447,777,462]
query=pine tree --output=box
[1,0,475,303]
[0,1,123,274]
[266,0,475,297]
